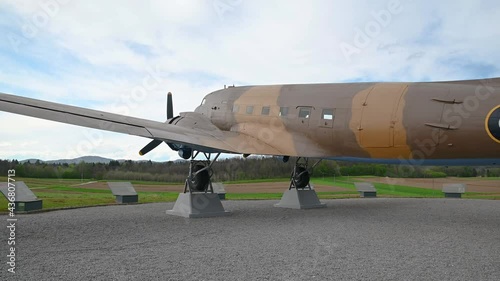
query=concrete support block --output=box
[0,181,43,213]
[107,182,138,204]
[15,200,43,213]
[275,189,326,209]
[167,193,230,218]
[115,195,139,204]
[355,182,377,198]
[442,184,466,199]
[212,182,226,200]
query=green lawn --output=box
[312,177,500,199]
[0,176,498,212]
[319,179,445,197]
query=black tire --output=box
[293,167,310,188]
[190,164,210,191]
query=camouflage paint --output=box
[198,78,500,162]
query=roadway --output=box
[1,198,499,280]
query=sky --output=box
[0,0,499,161]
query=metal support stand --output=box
[167,152,230,218]
[275,158,326,209]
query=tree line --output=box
[0,157,498,182]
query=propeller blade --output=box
[139,92,175,156]
[139,139,163,156]
[167,92,173,119]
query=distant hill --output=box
[20,158,43,164]
[48,156,114,164]
[21,156,114,164]
[19,156,187,164]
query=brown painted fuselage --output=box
[196,78,500,165]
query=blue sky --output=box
[1,0,499,161]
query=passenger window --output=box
[279,107,288,117]
[322,109,334,120]
[261,106,270,115]
[246,106,254,115]
[298,108,311,119]
[233,105,239,113]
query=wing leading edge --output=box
[0,93,284,156]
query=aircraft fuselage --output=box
[196,79,500,165]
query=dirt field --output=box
[70,177,499,193]
[71,181,352,193]
[71,181,185,192]
[355,177,500,193]
[225,182,351,193]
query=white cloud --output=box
[1,0,499,161]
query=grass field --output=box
[313,177,444,197]
[0,176,498,212]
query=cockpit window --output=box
[201,98,206,105]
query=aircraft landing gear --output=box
[167,151,230,218]
[275,157,326,209]
[290,157,316,189]
[184,152,219,193]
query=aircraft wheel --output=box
[191,164,209,191]
[293,167,310,188]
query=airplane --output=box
[1,77,500,193]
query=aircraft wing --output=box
[0,93,285,156]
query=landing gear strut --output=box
[167,151,230,218]
[275,157,326,209]
[184,152,220,193]
[289,157,321,189]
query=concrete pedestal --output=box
[15,200,43,213]
[0,181,43,213]
[444,193,462,198]
[442,184,466,199]
[167,193,230,218]
[359,191,377,198]
[355,182,377,198]
[212,182,226,200]
[107,182,138,204]
[115,195,139,204]
[274,189,326,209]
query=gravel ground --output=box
[1,198,499,281]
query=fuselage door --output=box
[210,100,232,130]
[359,84,406,148]
[316,108,335,145]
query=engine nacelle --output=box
[178,147,192,159]
[280,156,290,163]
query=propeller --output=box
[166,91,173,119]
[139,92,173,156]
[139,139,163,156]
